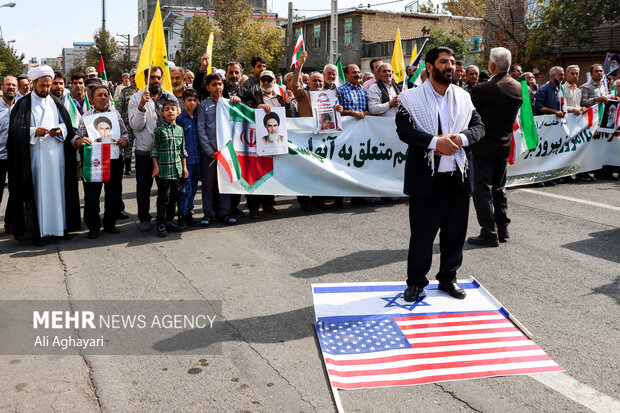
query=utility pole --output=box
[117,33,131,70]
[330,0,338,64]
[102,0,106,29]
[287,2,293,69]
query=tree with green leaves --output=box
[176,15,217,74]
[427,28,471,61]
[85,27,121,81]
[442,0,485,18]
[213,0,254,67]
[0,38,24,78]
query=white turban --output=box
[28,65,54,81]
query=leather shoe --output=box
[103,226,121,234]
[87,230,99,239]
[467,235,499,247]
[498,229,510,242]
[403,286,424,302]
[438,282,466,299]
[117,211,129,219]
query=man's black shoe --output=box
[117,211,129,219]
[403,286,424,302]
[498,229,510,243]
[103,226,121,234]
[467,235,499,247]
[32,238,46,247]
[438,282,466,299]
[87,230,100,239]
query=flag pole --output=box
[471,276,533,339]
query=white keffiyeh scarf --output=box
[398,80,474,179]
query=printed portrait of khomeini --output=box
[261,112,284,144]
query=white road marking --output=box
[529,373,620,413]
[518,188,620,212]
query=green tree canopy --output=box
[0,38,25,78]
[85,27,122,81]
[176,15,217,74]
[427,28,471,62]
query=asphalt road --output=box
[0,175,618,413]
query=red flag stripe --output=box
[397,318,509,329]
[324,344,541,366]
[101,143,111,182]
[405,326,519,339]
[327,354,553,378]
[330,365,564,389]
[407,334,529,348]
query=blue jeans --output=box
[178,163,200,216]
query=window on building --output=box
[313,24,321,49]
[344,19,352,46]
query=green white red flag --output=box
[63,91,81,129]
[335,54,346,87]
[290,34,304,69]
[215,140,242,183]
[98,56,107,82]
[509,75,539,165]
[83,143,111,182]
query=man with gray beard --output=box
[170,67,186,111]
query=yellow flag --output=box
[391,28,405,84]
[409,43,418,66]
[135,0,172,92]
[206,32,214,74]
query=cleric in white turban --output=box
[6,65,81,246]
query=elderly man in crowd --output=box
[114,72,130,101]
[509,65,523,80]
[7,66,80,246]
[468,47,522,247]
[128,66,176,231]
[323,63,339,90]
[169,66,186,110]
[535,66,565,117]
[463,65,479,92]
[368,63,401,117]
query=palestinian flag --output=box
[83,143,111,182]
[215,140,241,183]
[335,54,346,87]
[98,56,107,82]
[63,91,81,129]
[509,75,539,165]
[290,34,304,69]
[409,62,425,86]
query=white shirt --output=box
[367,82,398,117]
[427,88,469,172]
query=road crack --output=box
[56,245,103,412]
[434,383,483,412]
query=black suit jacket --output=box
[395,106,485,199]
[469,72,522,158]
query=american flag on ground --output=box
[313,278,562,390]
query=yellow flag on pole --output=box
[391,28,405,84]
[409,43,418,66]
[206,32,214,74]
[135,0,172,92]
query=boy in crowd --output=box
[151,100,188,237]
[175,89,201,227]
[197,73,240,226]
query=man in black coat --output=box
[468,47,523,247]
[6,66,81,246]
[396,47,485,303]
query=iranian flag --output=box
[63,91,81,129]
[559,84,567,113]
[509,75,539,165]
[274,83,286,98]
[215,140,241,183]
[98,56,108,82]
[83,143,112,182]
[290,34,304,69]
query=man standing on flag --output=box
[73,85,128,239]
[368,63,401,117]
[128,66,176,231]
[467,47,522,247]
[6,66,81,246]
[395,47,484,302]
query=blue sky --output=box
[0,0,418,61]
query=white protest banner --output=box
[311,90,342,134]
[216,100,620,195]
[506,111,620,186]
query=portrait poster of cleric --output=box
[83,112,122,159]
[255,107,288,156]
[310,90,342,134]
[598,100,619,134]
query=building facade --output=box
[62,42,94,74]
[287,9,484,73]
